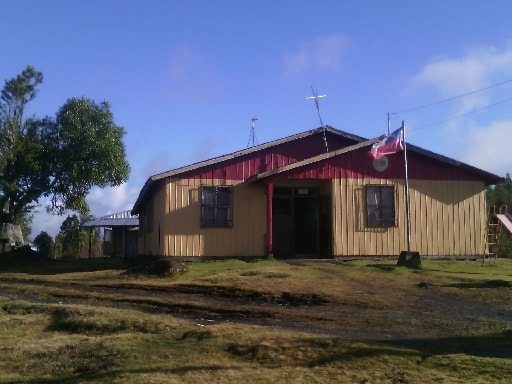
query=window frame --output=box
[200,185,233,228]
[365,185,396,228]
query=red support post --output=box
[267,181,273,256]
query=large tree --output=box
[33,230,54,257]
[0,66,130,224]
[56,214,87,258]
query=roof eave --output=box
[406,143,503,185]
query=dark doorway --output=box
[272,188,294,259]
[272,187,330,259]
[318,194,332,257]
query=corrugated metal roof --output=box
[82,211,139,228]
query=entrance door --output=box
[318,195,332,257]
[294,195,319,257]
[272,189,294,259]
[272,187,327,259]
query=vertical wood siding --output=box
[140,176,487,257]
[161,178,266,257]
[331,178,486,256]
[137,183,166,256]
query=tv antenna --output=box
[247,116,258,147]
[306,86,329,152]
[306,86,326,127]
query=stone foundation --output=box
[0,223,24,253]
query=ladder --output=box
[482,205,507,265]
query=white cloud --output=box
[409,44,512,122]
[412,45,512,96]
[458,120,512,177]
[86,183,140,217]
[406,43,512,178]
[29,183,140,240]
[282,35,349,78]
[30,204,66,240]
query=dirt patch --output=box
[123,258,188,276]
[1,262,511,359]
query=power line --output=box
[410,95,512,132]
[393,78,512,115]
[352,78,512,133]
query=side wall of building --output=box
[160,178,267,257]
[137,182,167,256]
[138,176,487,258]
[331,178,486,256]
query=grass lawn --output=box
[0,255,511,383]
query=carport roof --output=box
[82,211,139,228]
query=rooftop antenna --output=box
[306,86,326,127]
[306,86,328,152]
[247,115,258,147]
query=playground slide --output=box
[496,213,512,235]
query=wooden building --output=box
[131,126,502,259]
[83,211,139,258]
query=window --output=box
[366,185,395,227]
[201,186,233,227]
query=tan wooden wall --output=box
[138,176,487,257]
[138,178,267,257]
[138,184,166,255]
[332,178,487,256]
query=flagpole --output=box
[402,120,411,252]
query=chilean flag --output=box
[369,127,404,159]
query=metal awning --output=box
[82,211,139,228]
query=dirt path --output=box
[1,274,511,356]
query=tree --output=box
[56,214,87,257]
[0,66,130,225]
[487,173,512,209]
[33,230,53,256]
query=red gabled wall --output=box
[178,131,489,183]
[180,131,354,180]
[279,148,486,181]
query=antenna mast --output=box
[306,86,328,152]
[247,116,258,147]
[306,86,326,127]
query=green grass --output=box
[0,256,511,383]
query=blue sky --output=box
[3,0,512,239]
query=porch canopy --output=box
[82,211,139,258]
[83,211,139,228]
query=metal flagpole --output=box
[402,120,411,252]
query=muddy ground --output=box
[1,259,511,358]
